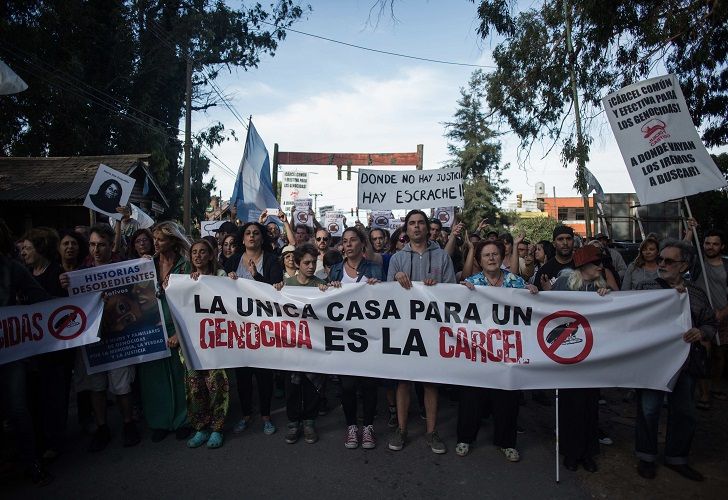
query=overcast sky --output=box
[197,1,724,213]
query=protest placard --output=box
[293,198,313,227]
[434,207,455,228]
[324,211,345,236]
[166,277,689,391]
[602,74,727,205]
[0,294,103,366]
[370,210,393,229]
[67,258,170,373]
[358,167,464,210]
[200,220,225,237]
[83,164,136,219]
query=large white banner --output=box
[166,276,691,391]
[67,258,170,373]
[0,294,103,366]
[602,74,727,205]
[358,167,464,210]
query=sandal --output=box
[501,447,521,462]
[455,442,470,457]
[696,400,711,410]
[710,391,728,401]
[206,431,224,449]
[187,430,210,448]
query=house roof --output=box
[0,154,169,207]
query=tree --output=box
[472,0,728,188]
[0,0,306,220]
[444,69,510,229]
[511,215,562,243]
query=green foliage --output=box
[473,0,728,185]
[0,0,306,220]
[511,215,562,243]
[445,70,510,229]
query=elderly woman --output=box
[456,239,538,461]
[226,222,283,436]
[20,228,69,459]
[328,227,383,449]
[58,228,88,273]
[621,237,659,291]
[138,221,191,442]
[550,245,610,473]
[185,239,229,449]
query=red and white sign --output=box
[603,74,726,205]
[166,277,690,391]
[0,294,102,366]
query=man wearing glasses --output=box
[314,228,331,279]
[634,239,717,482]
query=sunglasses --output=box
[316,237,330,242]
[657,257,684,265]
[398,236,409,243]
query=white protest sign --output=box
[84,164,136,219]
[358,167,464,210]
[0,294,103,366]
[166,277,690,391]
[293,198,313,228]
[67,258,170,373]
[388,218,404,232]
[324,211,345,237]
[200,220,225,237]
[371,210,393,229]
[602,74,727,205]
[108,204,154,230]
[434,207,455,228]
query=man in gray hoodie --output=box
[386,209,456,454]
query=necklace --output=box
[33,261,50,276]
[485,271,502,287]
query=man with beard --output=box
[534,225,576,291]
[684,220,728,410]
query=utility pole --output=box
[183,57,193,234]
[310,192,323,214]
[563,0,592,238]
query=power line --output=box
[259,20,495,69]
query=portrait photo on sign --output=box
[83,163,135,219]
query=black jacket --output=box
[224,252,283,285]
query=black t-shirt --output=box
[32,262,66,297]
[534,257,575,290]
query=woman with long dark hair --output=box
[184,239,230,449]
[530,240,556,284]
[226,222,283,436]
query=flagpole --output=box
[684,197,719,345]
[555,389,560,483]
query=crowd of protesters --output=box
[0,202,724,487]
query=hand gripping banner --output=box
[165,276,691,391]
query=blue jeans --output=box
[635,371,696,465]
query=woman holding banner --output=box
[457,239,538,462]
[226,222,283,437]
[184,239,230,449]
[138,221,191,442]
[551,245,611,473]
[327,227,383,449]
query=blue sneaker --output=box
[233,419,248,434]
[187,430,210,448]
[263,420,277,435]
[206,431,224,449]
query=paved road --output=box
[6,382,727,499]
[5,382,594,499]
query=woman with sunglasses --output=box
[185,239,230,449]
[226,222,283,436]
[457,239,538,461]
[550,245,610,473]
[388,226,408,254]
